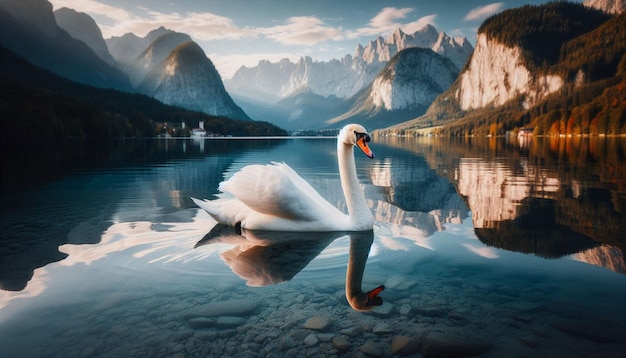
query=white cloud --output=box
[349,7,436,38]
[261,16,343,46]
[464,3,504,22]
[401,14,438,34]
[370,7,413,28]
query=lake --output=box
[1,136,625,357]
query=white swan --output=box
[192,124,375,231]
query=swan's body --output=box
[192,124,375,231]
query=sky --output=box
[47,0,585,79]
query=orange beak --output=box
[357,137,375,159]
[367,285,385,300]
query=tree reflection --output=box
[377,136,626,272]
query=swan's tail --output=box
[191,197,242,229]
[191,197,217,215]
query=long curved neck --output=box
[338,142,372,229]
[346,231,383,311]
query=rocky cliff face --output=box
[138,42,250,120]
[325,48,459,130]
[456,33,563,110]
[584,0,626,14]
[129,32,192,85]
[54,7,116,66]
[0,0,132,91]
[370,48,458,111]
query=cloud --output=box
[464,3,504,21]
[370,7,413,28]
[50,0,341,46]
[350,7,436,38]
[262,16,343,46]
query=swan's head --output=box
[348,284,385,311]
[339,124,375,159]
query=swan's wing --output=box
[219,162,341,222]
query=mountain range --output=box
[1,0,624,136]
[377,1,626,137]
[0,0,250,121]
[226,25,472,130]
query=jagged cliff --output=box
[54,7,117,66]
[326,48,459,130]
[456,33,563,110]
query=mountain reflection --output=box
[378,136,626,273]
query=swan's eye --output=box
[354,131,370,143]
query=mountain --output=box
[584,0,626,13]
[327,48,459,130]
[128,31,192,85]
[105,26,174,65]
[226,24,472,103]
[377,2,625,137]
[0,0,132,92]
[138,42,251,120]
[53,7,116,66]
[1,44,286,190]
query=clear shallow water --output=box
[1,137,625,357]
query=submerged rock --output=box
[303,316,332,331]
[303,333,319,347]
[332,335,351,351]
[391,335,421,356]
[359,341,383,357]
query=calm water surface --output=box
[1,136,625,357]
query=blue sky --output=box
[48,0,584,78]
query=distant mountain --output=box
[226,24,472,103]
[128,31,192,85]
[377,2,624,137]
[54,7,116,66]
[0,0,132,92]
[138,42,251,120]
[327,48,459,130]
[584,0,626,14]
[106,26,175,65]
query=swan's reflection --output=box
[195,225,384,311]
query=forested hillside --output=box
[0,46,286,188]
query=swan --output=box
[192,123,375,231]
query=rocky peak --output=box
[370,48,459,111]
[584,0,626,14]
[0,0,58,38]
[130,31,192,85]
[54,7,116,65]
[138,41,250,120]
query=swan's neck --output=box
[346,232,383,311]
[338,142,373,229]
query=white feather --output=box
[192,124,374,231]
